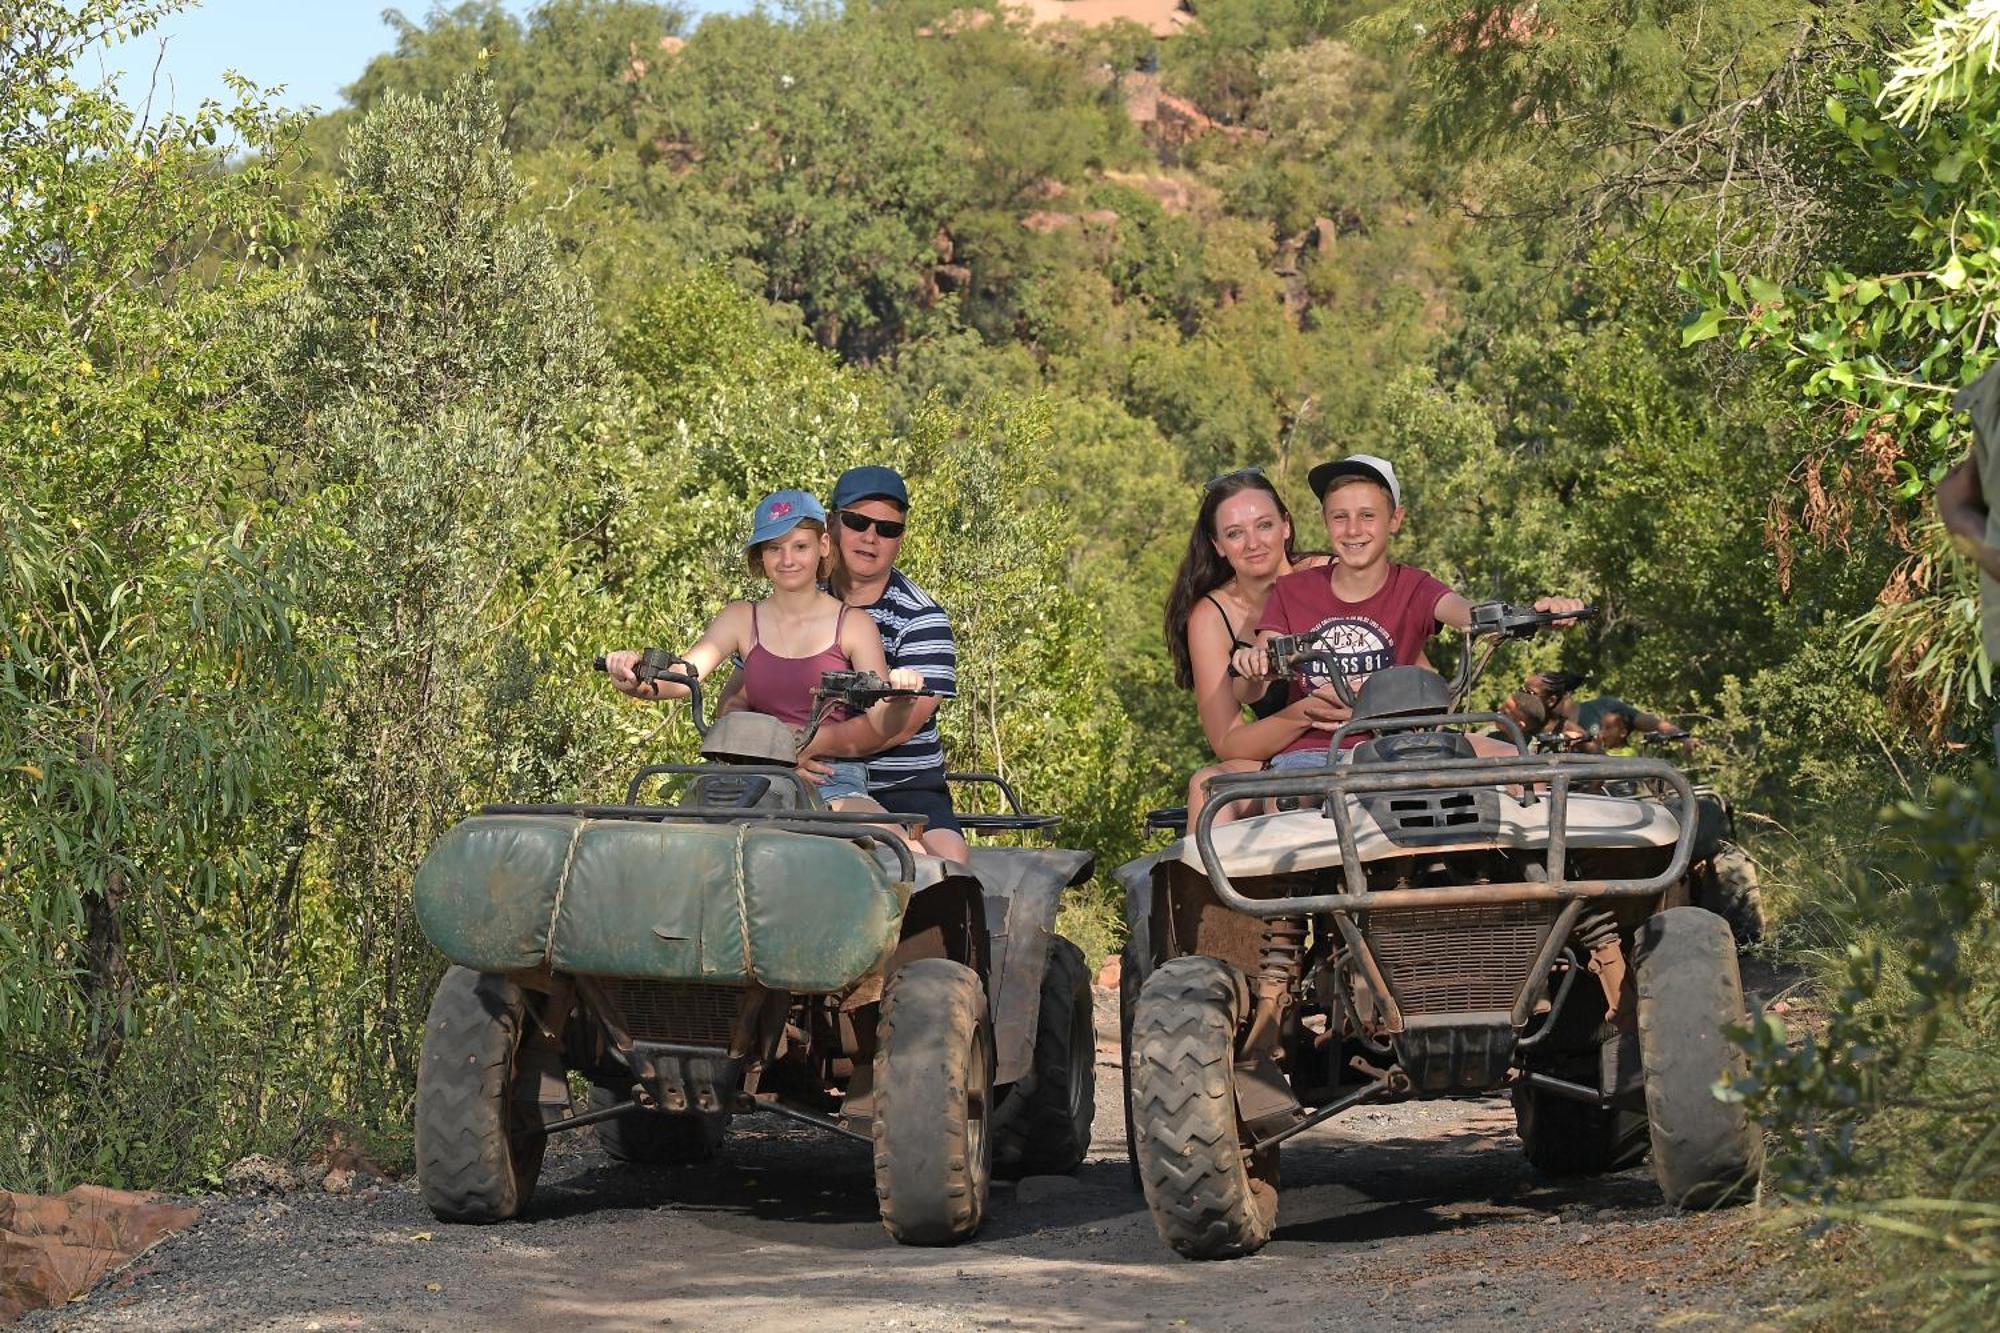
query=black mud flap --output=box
[967,847,1095,1086]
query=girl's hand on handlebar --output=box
[601,649,647,696]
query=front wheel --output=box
[992,935,1097,1178]
[415,967,558,1223]
[1129,956,1278,1260]
[1635,908,1763,1208]
[872,958,994,1245]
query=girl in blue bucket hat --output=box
[602,490,926,813]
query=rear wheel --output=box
[1700,849,1765,946]
[873,958,993,1245]
[1129,956,1278,1260]
[415,967,555,1223]
[1635,908,1763,1208]
[992,936,1097,1177]
[587,1082,726,1165]
[1515,976,1648,1176]
[1514,1078,1648,1176]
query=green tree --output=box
[262,75,614,1119]
[0,0,322,1190]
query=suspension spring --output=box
[1258,915,1308,986]
[1576,909,1620,953]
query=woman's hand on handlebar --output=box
[1231,643,1275,681]
[887,667,926,693]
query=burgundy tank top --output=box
[739,602,852,726]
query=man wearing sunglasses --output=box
[797,465,968,861]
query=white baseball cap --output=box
[1307,453,1400,508]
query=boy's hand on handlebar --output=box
[1533,595,1588,624]
[887,667,925,693]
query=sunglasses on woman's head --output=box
[837,510,907,538]
[1204,465,1265,491]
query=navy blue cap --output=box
[745,489,827,550]
[831,465,909,511]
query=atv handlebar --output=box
[797,671,936,755]
[596,649,710,737]
[1259,600,1597,712]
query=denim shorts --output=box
[817,759,870,803]
[1268,747,1348,771]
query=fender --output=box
[968,847,1094,1085]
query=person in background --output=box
[1595,708,1641,757]
[1939,361,2000,760]
[1497,689,1549,741]
[1574,695,1692,753]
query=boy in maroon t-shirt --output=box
[1231,454,1582,767]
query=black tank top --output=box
[1205,593,1288,721]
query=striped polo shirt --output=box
[861,569,955,790]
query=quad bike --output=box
[1117,604,1763,1260]
[1530,729,1765,945]
[410,651,1096,1245]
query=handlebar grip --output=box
[592,654,607,672]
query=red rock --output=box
[0,1186,198,1324]
[1095,953,1122,991]
[1021,210,1082,234]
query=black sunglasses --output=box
[837,510,907,538]
[1204,465,1265,491]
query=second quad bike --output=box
[409,652,1097,1245]
[1118,604,1763,1260]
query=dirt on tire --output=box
[872,957,994,1245]
[412,967,545,1224]
[1129,955,1279,1259]
[1635,908,1764,1208]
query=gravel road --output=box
[24,991,1786,1333]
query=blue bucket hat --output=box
[830,465,910,511]
[744,489,827,551]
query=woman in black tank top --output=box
[1202,593,1292,722]
[1164,470,1332,826]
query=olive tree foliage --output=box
[257,76,615,1117]
[0,1,328,1190]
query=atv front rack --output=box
[1193,753,1698,918]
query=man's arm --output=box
[801,699,940,759]
[1940,454,2000,581]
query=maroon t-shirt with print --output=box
[1255,562,1452,754]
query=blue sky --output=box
[95,0,743,118]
